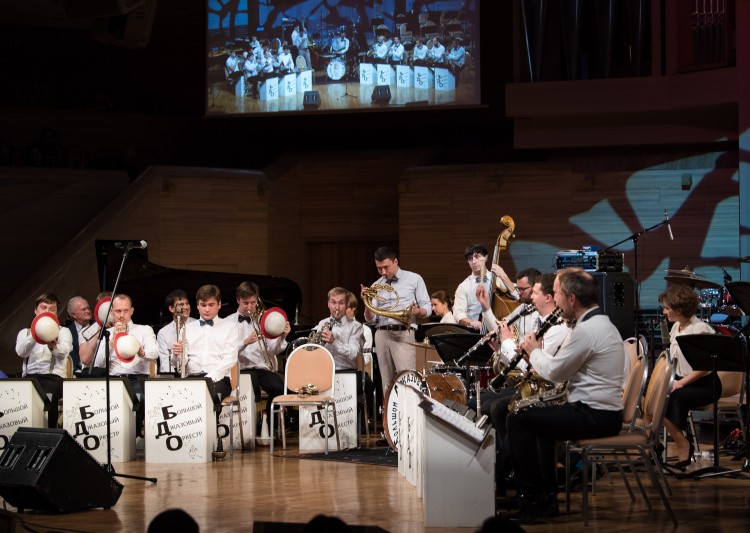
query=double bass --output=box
[487,215,520,321]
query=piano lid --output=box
[95,240,302,329]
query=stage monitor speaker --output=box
[371,85,391,104]
[303,90,320,109]
[0,428,123,513]
[593,272,635,340]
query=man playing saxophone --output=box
[227,281,290,426]
[361,246,431,394]
[503,268,625,524]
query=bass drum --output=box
[326,56,347,80]
[424,372,467,405]
[382,370,424,450]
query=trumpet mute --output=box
[31,312,60,344]
[114,331,141,365]
[95,296,112,326]
[260,307,288,338]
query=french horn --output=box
[362,283,413,327]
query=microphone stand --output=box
[604,215,672,370]
[338,47,357,100]
[93,245,157,484]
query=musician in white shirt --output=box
[156,289,196,374]
[372,35,389,64]
[277,44,295,74]
[388,36,405,65]
[90,293,158,436]
[226,281,289,423]
[411,38,428,65]
[427,37,445,65]
[16,293,73,427]
[505,268,624,523]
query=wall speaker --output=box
[371,85,391,104]
[302,91,320,109]
[0,428,123,513]
[592,272,635,340]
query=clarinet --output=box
[487,307,564,392]
[455,303,535,365]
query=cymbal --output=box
[664,275,721,290]
[664,267,705,278]
[740,256,750,263]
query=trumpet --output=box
[362,283,413,327]
[174,304,188,378]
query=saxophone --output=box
[308,316,336,345]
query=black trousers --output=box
[507,401,623,496]
[243,368,285,422]
[665,372,722,431]
[30,374,63,428]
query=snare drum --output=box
[382,370,424,450]
[712,324,739,336]
[719,287,742,316]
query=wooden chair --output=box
[221,362,244,454]
[688,371,745,454]
[565,352,678,526]
[270,345,340,455]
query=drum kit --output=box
[664,266,742,318]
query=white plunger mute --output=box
[30,312,60,344]
[114,331,141,366]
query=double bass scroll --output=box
[488,215,520,320]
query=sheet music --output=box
[416,389,487,444]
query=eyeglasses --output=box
[516,286,532,292]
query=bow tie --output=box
[237,315,250,323]
[332,318,342,326]
[386,277,398,284]
[200,319,214,327]
[476,275,488,283]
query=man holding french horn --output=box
[361,246,431,394]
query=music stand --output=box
[676,333,749,479]
[430,333,491,365]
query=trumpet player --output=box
[172,285,241,405]
[89,293,158,437]
[361,246,430,394]
[16,292,73,428]
[156,290,195,375]
[228,281,289,424]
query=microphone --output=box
[114,240,148,250]
[722,268,733,283]
[664,210,674,240]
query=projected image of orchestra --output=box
[206,1,479,115]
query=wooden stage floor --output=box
[207,68,478,115]
[3,435,750,532]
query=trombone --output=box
[251,298,279,372]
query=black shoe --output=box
[506,493,558,524]
[669,441,695,470]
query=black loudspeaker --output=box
[0,428,123,513]
[593,272,635,340]
[371,85,391,104]
[302,90,320,109]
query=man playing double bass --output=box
[453,244,518,331]
[361,246,431,394]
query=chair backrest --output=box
[284,346,335,395]
[717,371,743,399]
[624,335,648,371]
[230,361,239,394]
[622,356,648,427]
[642,353,675,439]
[65,356,73,378]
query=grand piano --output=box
[95,240,303,331]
